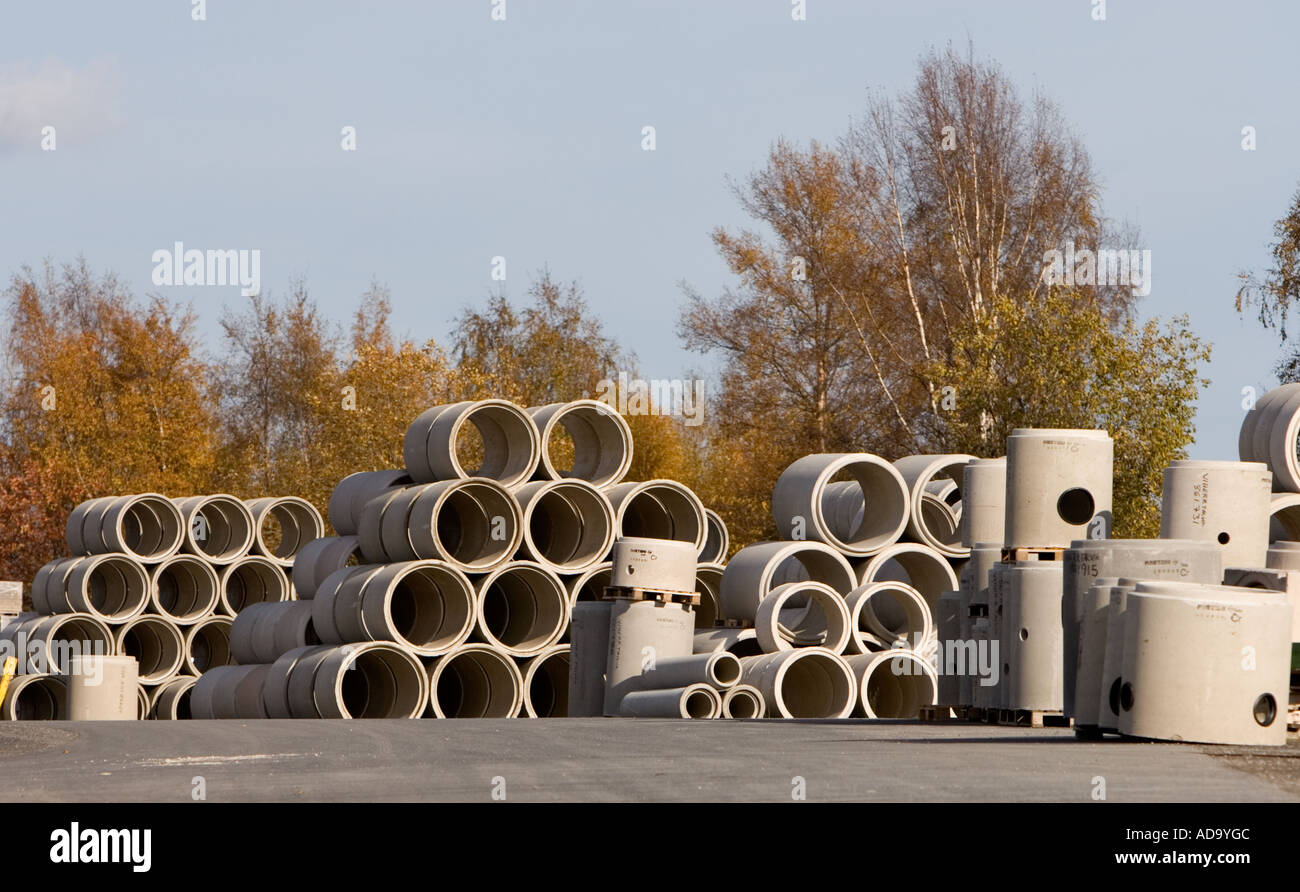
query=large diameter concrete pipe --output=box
[389,478,523,572]
[31,557,79,614]
[184,615,233,675]
[291,535,362,600]
[603,599,695,715]
[116,616,185,684]
[522,644,570,717]
[67,655,139,720]
[960,458,1007,550]
[1001,562,1065,712]
[693,627,762,658]
[65,496,113,555]
[135,684,149,719]
[566,561,612,606]
[359,560,476,656]
[149,555,220,624]
[514,480,616,573]
[206,664,271,720]
[619,683,721,719]
[474,561,568,657]
[428,643,524,718]
[310,565,386,644]
[1072,577,1122,735]
[694,563,724,629]
[1239,383,1300,492]
[328,469,413,536]
[246,496,323,566]
[262,645,321,718]
[1005,429,1114,547]
[610,536,697,593]
[52,554,150,622]
[149,675,197,720]
[403,405,454,482]
[281,645,335,718]
[722,683,765,719]
[69,493,185,560]
[528,399,633,487]
[1268,494,1300,543]
[700,509,730,564]
[606,480,707,555]
[0,674,67,720]
[844,650,938,718]
[1097,580,1139,732]
[755,582,851,653]
[893,454,977,558]
[844,581,932,654]
[771,454,910,557]
[312,642,428,719]
[1238,383,1289,470]
[739,648,856,719]
[1120,584,1292,745]
[855,543,959,612]
[230,600,318,665]
[173,494,255,564]
[1160,460,1272,570]
[1,613,115,674]
[721,541,856,623]
[218,555,290,616]
[567,601,613,717]
[410,399,541,487]
[637,651,741,691]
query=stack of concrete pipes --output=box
[1,493,319,721]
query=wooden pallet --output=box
[1001,547,1066,563]
[996,708,1072,728]
[602,585,701,606]
[713,618,754,629]
[919,705,966,722]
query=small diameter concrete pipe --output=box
[1,674,67,720]
[428,643,524,718]
[67,655,139,720]
[567,601,613,717]
[218,556,290,615]
[474,561,569,657]
[722,684,766,719]
[1072,577,1122,737]
[770,453,910,557]
[115,616,185,684]
[173,494,255,564]
[610,536,698,593]
[605,480,707,555]
[407,399,541,487]
[739,647,856,719]
[893,454,977,558]
[693,627,762,658]
[637,651,742,692]
[1268,494,1300,543]
[3,613,115,674]
[693,563,725,628]
[844,650,938,718]
[1097,580,1140,733]
[51,554,150,622]
[567,562,613,606]
[291,535,362,599]
[1001,562,1065,712]
[721,541,856,624]
[619,683,721,719]
[959,458,1007,550]
[603,599,695,715]
[246,496,324,566]
[371,478,523,571]
[312,642,429,719]
[528,399,633,487]
[1240,382,1300,492]
[754,582,851,653]
[854,543,959,612]
[184,615,233,675]
[1160,460,1272,570]
[149,555,220,624]
[1266,541,1300,571]
[68,493,185,560]
[514,479,616,573]
[149,675,197,720]
[230,601,317,665]
[1005,429,1113,547]
[700,509,730,564]
[844,581,932,654]
[328,469,413,536]
[358,560,476,657]
[522,644,570,717]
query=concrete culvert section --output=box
[755,582,851,653]
[291,535,362,599]
[700,509,729,564]
[1,674,67,720]
[8,614,115,674]
[605,480,707,554]
[87,493,185,560]
[693,563,724,628]
[116,615,185,683]
[693,627,762,658]
[428,643,524,718]
[514,480,616,573]
[246,497,323,566]
[149,555,220,624]
[31,557,79,614]
[855,543,959,612]
[313,642,429,719]
[529,400,633,487]
[420,399,541,487]
[638,652,742,691]
[893,454,976,558]
[1268,493,1300,542]
[771,453,910,557]
[844,581,932,653]
[149,676,197,720]
[61,554,150,622]
[619,683,721,719]
[173,494,255,564]
[358,560,477,656]
[722,684,765,719]
[846,651,938,718]
[522,644,570,717]
[721,541,856,623]
[474,561,568,657]
[404,478,523,571]
[739,648,856,719]
[219,556,290,615]
[329,469,414,535]
[566,561,612,605]
[184,615,233,675]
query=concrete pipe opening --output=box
[529,400,633,487]
[314,643,429,719]
[694,563,725,629]
[475,562,568,657]
[360,560,477,656]
[150,676,197,720]
[116,616,185,683]
[721,541,856,623]
[639,652,743,691]
[851,651,938,718]
[247,497,323,566]
[619,683,721,719]
[515,480,616,572]
[174,495,255,564]
[606,480,707,554]
[771,454,910,557]
[101,493,185,560]
[566,561,612,606]
[329,469,414,535]
[523,644,571,717]
[844,581,932,653]
[292,535,362,600]
[693,627,763,658]
[426,399,541,487]
[856,543,959,611]
[741,648,856,719]
[65,554,150,622]
[1268,494,1300,542]
[219,556,290,615]
[893,455,976,558]
[24,614,115,674]
[1,674,67,720]
[185,616,233,674]
[755,582,852,653]
[723,684,765,719]
[700,509,730,564]
[407,478,523,571]
[150,555,220,624]
[429,644,524,718]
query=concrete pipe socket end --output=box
[100,493,186,560]
[329,469,413,536]
[848,651,938,718]
[423,399,541,487]
[844,581,932,654]
[428,644,524,718]
[314,642,429,719]
[66,554,151,622]
[619,683,721,719]
[894,454,977,558]
[740,648,856,719]
[1,674,68,720]
[606,480,708,555]
[700,509,730,564]
[771,453,910,557]
[405,478,523,571]
[529,399,633,487]
[185,616,233,674]
[174,494,255,564]
[720,540,857,624]
[150,555,220,624]
[856,543,959,611]
[247,496,324,566]
[219,556,290,615]
[755,582,852,654]
[722,684,766,719]
[150,676,198,720]
[360,560,476,657]
[566,561,612,606]
[475,562,568,657]
[116,616,185,683]
[523,644,571,717]
[693,563,725,629]
[514,479,616,573]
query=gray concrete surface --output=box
[0,719,1296,802]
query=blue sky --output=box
[2,1,1297,459]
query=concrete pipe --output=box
[189,666,232,719]
[522,644,570,717]
[67,655,139,720]
[359,560,477,656]
[173,494,255,564]
[360,484,418,561]
[1160,460,1272,570]
[229,600,317,665]
[637,651,742,691]
[416,399,541,487]
[566,562,612,606]
[328,469,413,536]
[694,563,724,629]
[845,650,938,718]
[619,683,721,719]
[855,543,959,611]
[218,555,290,616]
[284,646,337,718]
[184,615,233,675]
[150,675,197,720]
[739,648,856,719]
[1258,384,1300,492]
[514,479,616,573]
[400,478,523,572]
[1,674,67,720]
[116,616,185,684]
[149,555,220,624]
[935,588,965,706]
[603,599,695,715]
[1238,383,1289,467]
[755,582,851,653]
[721,541,856,623]
[893,454,977,558]
[961,545,1002,712]
[56,554,150,622]
[844,581,932,654]
[403,405,454,482]
[65,496,114,555]
[1097,580,1139,732]
[31,557,80,614]
[567,601,613,717]
[262,645,322,718]
[771,453,910,557]
[474,561,568,657]
[960,458,1007,550]
[529,399,633,487]
[3,613,115,674]
[81,493,186,560]
[693,627,762,658]
[610,536,697,593]
[246,496,323,566]
[1001,562,1065,712]
[1268,493,1300,543]
[291,535,362,600]
[700,509,730,564]
[313,642,428,719]
[722,684,766,719]
[207,663,271,720]
[1120,584,1292,745]
[1005,429,1113,547]
[1072,577,1122,735]
[310,564,385,644]
[428,643,524,718]
[1266,541,1300,572]
[135,684,148,719]
[606,480,707,555]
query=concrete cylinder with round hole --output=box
[567,561,612,605]
[418,399,542,487]
[116,616,184,684]
[3,613,115,675]
[1005,429,1113,548]
[57,554,150,622]
[529,399,633,487]
[291,535,362,600]
[700,509,730,564]
[184,615,233,675]
[693,627,762,658]
[844,580,932,654]
[474,561,568,657]
[636,651,741,692]
[694,563,724,628]
[359,560,476,656]
[149,555,220,624]
[845,650,938,718]
[150,675,197,720]
[1072,578,1122,733]
[1097,579,1139,732]
[522,644,570,717]
[403,405,454,482]
[514,479,615,573]
[893,454,976,558]
[738,647,855,719]
[218,555,290,616]
[755,581,851,653]
[567,601,613,717]
[606,480,707,555]
[1,674,67,720]
[398,478,523,572]
[721,541,856,623]
[358,485,415,561]
[722,683,765,719]
[80,493,185,560]
[67,655,139,720]
[960,458,1006,550]
[311,642,428,719]
[1001,561,1065,711]
[771,453,910,557]
[855,542,958,611]
[610,536,697,593]
[619,683,720,719]
[428,643,524,718]
[329,469,413,536]
[603,599,695,715]
[173,494,255,564]
[1160,460,1272,571]
[65,496,113,555]
[246,496,323,566]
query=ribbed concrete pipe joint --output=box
[893,454,977,558]
[291,535,362,600]
[378,477,523,572]
[637,651,742,691]
[427,643,524,718]
[722,684,765,719]
[474,561,568,657]
[619,683,721,719]
[754,581,851,654]
[513,479,616,573]
[771,454,910,557]
[1005,429,1113,548]
[149,555,220,624]
[738,648,856,719]
[115,616,185,684]
[359,560,476,657]
[68,493,185,560]
[310,564,385,645]
[700,509,730,565]
[844,580,932,654]
[184,615,233,675]
[230,600,318,666]
[605,480,708,555]
[218,556,290,616]
[173,495,256,564]
[522,644,570,717]
[610,536,698,593]
[328,469,413,536]
[31,557,78,614]
[693,563,725,629]
[246,496,323,565]
[844,650,938,718]
[312,642,429,719]
[720,541,856,623]
[262,646,318,718]
[528,400,634,487]
[409,399,541,487]
[855,543,959,610]
[206,664,271,720]
[1,674,68,720]
[55,554,151,622]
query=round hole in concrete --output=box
[1119,682,1134,712]
[1253,693,1276,727]
[1056,488,1095,525]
